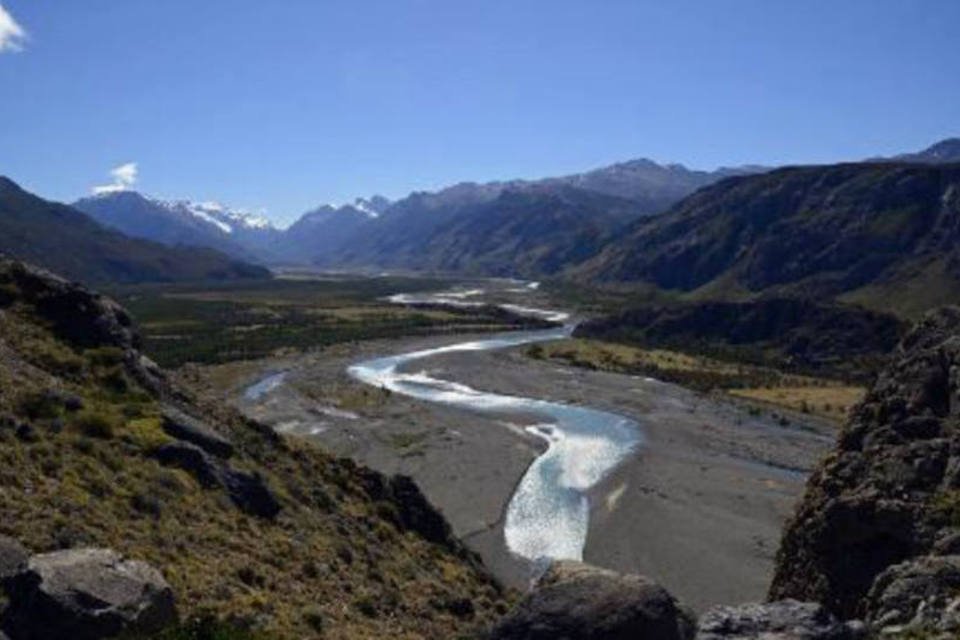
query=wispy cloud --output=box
[92,162,139,195]
[0,3,27,52]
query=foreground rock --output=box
[489,561,695,640]
[0,537,28,586]
[771,306,960,619]
[864,554,960,637]
[1,548,176,640]
[696,600,865,639]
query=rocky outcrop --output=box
[489,561,695,640]
[0,258,166,393]
[153,442,280,519]
[696,600,865,639]
[0,537,27,586]
[160,405,234,458]
[771,306,960,619]
[864,555,960,636]
[1,259,139,350]
[1,548,176,640]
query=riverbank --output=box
[191,326,834,613]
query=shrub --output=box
[301,606,325,633]
[72,409,119,439]
[18,390,62,420]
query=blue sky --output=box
[0,1,958,225]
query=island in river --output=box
[207,278,833,613]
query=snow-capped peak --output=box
[352,198,381,218]
[155,198,274,234]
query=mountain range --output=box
[0,177,269,284]
[2,137,959,293]
[67,138,960,280]
[68,153,772,271]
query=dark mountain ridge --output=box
[575,162,960,317]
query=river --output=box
[346,286,641,565]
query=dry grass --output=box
[728,386,865,422]
[529,338,864,423]
[0,291,514,639]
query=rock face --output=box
[1,548,176,640]
[2,258,139,350]
[0,537,28,586]
[864,555,960,636]
[696,600,865,639]
[771,306,960,619]
[489,561,695,640]
[0,258,166,393]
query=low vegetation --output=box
[527,338,864,422]
[0,261,513,638]
[111,276,549,368]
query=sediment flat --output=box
[227,332,834,612]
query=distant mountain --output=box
[73,191,281,261]
[285,159,768,269]
[886,137,960,164]
[537,158,765,213]
[283,198,390,263]
[574,162,960,318]
[324,185,646,277]
[0,177,269,284]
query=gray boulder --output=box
[160,406,234,458]
[865,554,960,636]
[0,537,28,585]
[489,560,695,640]
[696,600,865,639]
[1,548,176,640]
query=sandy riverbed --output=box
[216,328,834,613]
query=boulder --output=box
[1,548,176,640]
[864,554,960,636]
[160,406,234,458]
[489,561,695,640]
[0,537,28,585]
[220,469,282,520]
[696,600,865,639]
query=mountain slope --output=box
[575,162,960,317]
[286,159,767,269]
[0,177,269,284]
[325,186,647,277]
[538,158,765,212]
[0,257,510,637]
[283,201,382,263]
[73,191,282,262]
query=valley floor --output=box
[193,328,835,613]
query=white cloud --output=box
[92,162,139,195]
[0,3,27,52]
